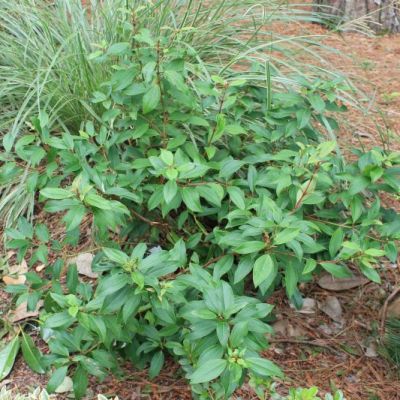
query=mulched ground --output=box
[1,20,400,400]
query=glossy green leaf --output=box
[143,85,161,114]
[163,180,178,204]
[273,228,300,245]
[149,351,164,379]
[181,187,202,212]
[102,248,129,264]
[73,364,88,400]
[320,262,352,278]
[47,366,68,393]
[234,241,265,255]
[21,331,45,374]
[246,357,283,378]
[329,228,344,257]
[0,336,20,381]
[227,186,246,210]
[190,359,227,384]
[253,254,275,288]
[40,188,74,200]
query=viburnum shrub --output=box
[1,27,399,400]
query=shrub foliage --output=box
[0,2,399,400]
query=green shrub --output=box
[0,3,399,400]
[0,0,358,227]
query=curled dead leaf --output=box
[76,253,98,279]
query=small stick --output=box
[269,338,343,355]
[380,286,400,332]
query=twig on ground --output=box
[380,286,400,332]
[269,338,343,356]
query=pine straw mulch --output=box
[1,21,400,400]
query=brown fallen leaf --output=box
[290,298,316,314]
[318,273,368,291]
[8,259,28,275]
[55,376,73,393]
[318,296,344,322]
[10,300,43,323]
[36,264,46,272]
[75,253,98,279]
[272,319,308,337]
[3,274,26,285]
[387,296,400,318]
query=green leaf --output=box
[213,255,234,280]
[348,176,369,196]
[308,93,325,113]
[35,224,49,243]
[230,322,248,347]
[102,248,129,264]
[84,192,112,210]
[44,312,75,329]
[320,262,352,278]
[160,149,174,165]
[20,331,45,374]
[163,180,178,204]
[234,256,253,284]
[350,196,363,222]
[40,188,74,200]
[190,359,227,384]
[273,228,299,245]
[234,241,265,255]
[227,187,246,210]
[96,273,129,297]
[149,351,164,379]
[0,336,20,381]
[73,364,88,400]
[181,187,202,212]
[329,228,344,258]
[285,265,298,298]
[196,183,224,207]
[143,85,161,114]
[246,357,283,378]
[67,264,78,294]
[360,264,381,283]
[302,259,317,275]
[47,366,68,393]
[63,205,86,232]
[165,70,187,92]
[216,322,230,347]
[107,42,130,55]
[253,254,275,288]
